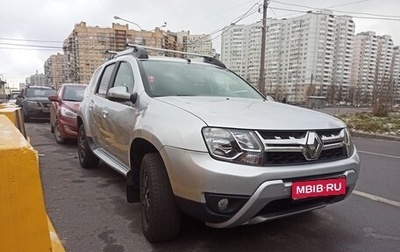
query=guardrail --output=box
[0,114,64,251]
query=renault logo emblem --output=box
[303,131,323,160]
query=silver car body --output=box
[78,52,360,229]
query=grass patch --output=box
[337,112,400,136]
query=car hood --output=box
[157,97,346,130]
[63,101,81,112]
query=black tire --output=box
[54,120,66,144]
[23,111,30,123]
[22,106,30,122]
[77,124,99,169]
[140,153,181,243]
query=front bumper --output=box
[24,104,50,119]
[58,117,78,139]
[161,146,360,228]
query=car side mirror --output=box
[48,95,59,102]
[108,86,137,104]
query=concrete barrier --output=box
[0,115,64,251]
[0,104,27,138]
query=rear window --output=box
[141,61,263,99]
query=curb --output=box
[350,130,400,141]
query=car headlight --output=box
[202,127,264,166]
[60,106,77,118]
[343,128,355,157]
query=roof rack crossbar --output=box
[113,46,149,59]
[125,44,226,68]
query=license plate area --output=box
[291,177,346,200]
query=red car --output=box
[48,83,87,143]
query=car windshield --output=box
[141,60,264,99]
[62,85,86,102]
[26,88,56,97]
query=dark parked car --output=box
[16,85,57,122]
[48,83,87,144]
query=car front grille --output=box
[255,193,347,217]
[257,128,348,166]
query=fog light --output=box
[218,198,229,211]
[205,193,249,215]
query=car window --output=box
[63,85,87,102]
[113,62,134,93]
[97,63,115,96]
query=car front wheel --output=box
[140,153,181,243]
[77,124,99,169]
[54,120,65,144]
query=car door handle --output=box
[102,110,109,118]
[89,99,95,109]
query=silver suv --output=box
[77,45,360,243]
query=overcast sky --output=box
[1,0,399,87]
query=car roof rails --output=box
[125,44,226,68]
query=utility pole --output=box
[258,0,268,95]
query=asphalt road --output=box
[25,121,400,252]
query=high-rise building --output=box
[350,32,394,105]
[44,53,65,89]
[26,71,47,86]
[392,46,400,104]
[63,22,183,83]
[177,31,214,56]
[221,10,355,104]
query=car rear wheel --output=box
[140,153,181,243]
[77,124,99,169]
[54,120,65,144]
[23,111,30,123]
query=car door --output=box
[100,60,138,167]
[89,63,116,148]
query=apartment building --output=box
[392,46,400,104]
[221,23,261,83]
[26,71,47,86]
[44,53,64,90]
[350,32,394,105]
[176,31,214,56]
[221,10,355,104]
[63,22,183,83]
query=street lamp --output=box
[114,16,143,31]
[114,16,145,45]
